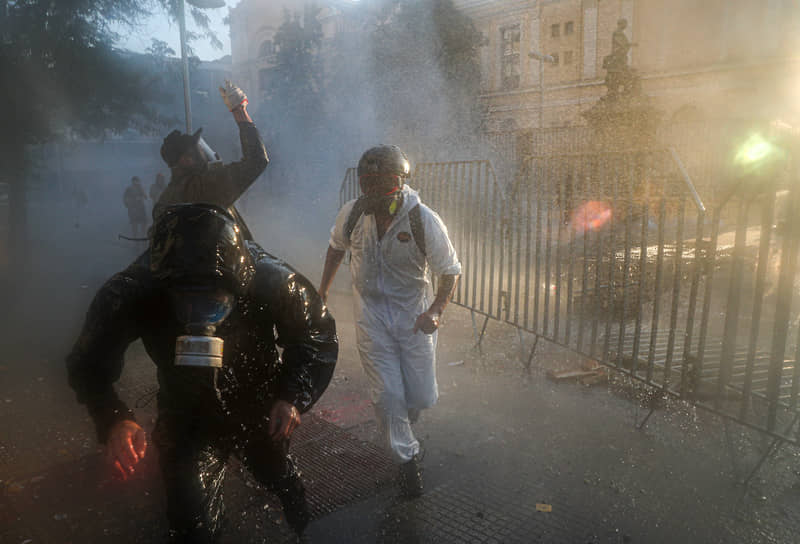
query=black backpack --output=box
[344,200,426,257]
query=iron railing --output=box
[339,149,800,445]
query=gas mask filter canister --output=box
[170,287,235,368]
[175,335,224,368]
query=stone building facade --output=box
[228,0,800,130]
[228,0,285,110]
[459,0,800,131]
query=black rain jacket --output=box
[66,243,338,443]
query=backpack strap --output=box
[409,203,426,257]
[344,198,369,246]
[344,199,426,258]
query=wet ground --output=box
[3,201,800,543]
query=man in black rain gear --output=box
[66,204,338,542]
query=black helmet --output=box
[149,204,255,294]
[357,145,411,183]
[160,128,220,168]
[161,129,202,167]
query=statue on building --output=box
[602,18,637,98]
[582,16,660,150]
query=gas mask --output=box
[360,183,403,216]
[170,286,235,368]
[161,128,221,173]
[196,137,222,166]
[181,137,221,176]
[356,145,410,215]
[149,204,256,370]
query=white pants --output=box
[356,316,438,463]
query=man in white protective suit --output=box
[319,145,461,497]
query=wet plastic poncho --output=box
[67,242,337,440]
[330,185,461,462]
[66,235,337,539]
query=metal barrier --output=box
[338,151,800,452]
[339,167,359,205]
[411,161,507,319]
[490,121,756,207]
[510,150,800,446]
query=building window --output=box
[500,25,521,90]
[563,50,573,65]
[259,40,273,58]
[551,24,560,38]
[550,53,559,65]
[564,21,574,35]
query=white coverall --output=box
[329,186,461,462]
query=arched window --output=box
[259,40,273,58]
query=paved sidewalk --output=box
[7,291,799,543]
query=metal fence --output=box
[510,149,800,444]
[486,121,758,206]
[339,148,800,447]
[504,151,800,441]
[412,161,507,316]
[339,167,359,205]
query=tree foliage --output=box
[261,6,323,134]
[317,0,484,161]
[253,6,326,193]
[146,37,176,59]
[0,0,221,273]
[1,1,145,142]
[368,0,484,153]
[0,0,219,144]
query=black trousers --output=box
[153,410,304,543]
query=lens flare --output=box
[731,132,787,180]
[571,201,613,232]
[735,133,775,165]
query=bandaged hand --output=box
[219,80,248,111]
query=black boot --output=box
[399,454,423,498]
[277,476,311,536]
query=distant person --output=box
[319,145,461,498]
[153,81,268,229]
[149,172,166,205]
[123,176,147,238]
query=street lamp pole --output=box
[178,0,192,133]
[177,0,226,133]
[528,51,556,129]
